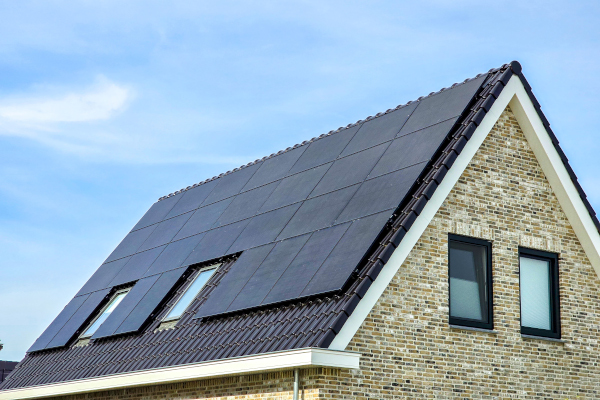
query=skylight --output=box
[164,266,218,321]
[81,289,129,338]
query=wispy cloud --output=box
[0,77,130,123]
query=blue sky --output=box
[1,1,599,361]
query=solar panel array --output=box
[28,75,485,352]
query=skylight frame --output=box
[79,288,130,339]
[162,264,220,322]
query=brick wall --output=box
[42,106,600,399]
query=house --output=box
[1,61,600,399]
[0,362,17,384]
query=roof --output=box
[3,61,599,392]
[0,362,18,384]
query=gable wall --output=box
[326,106,600,399]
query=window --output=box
[448,234,493,329]
[163,266,218,321]
[81,289,129,338]
[519,248,560,338]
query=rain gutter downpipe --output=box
[293,369,299,400]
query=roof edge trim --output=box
[329,72,600,351]
[0,348,360,400]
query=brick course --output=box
[37,107,600,399]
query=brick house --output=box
[2,61,600,399]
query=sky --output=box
[1,0,600,361]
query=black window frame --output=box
[518,247,561,339]
[448,234,494,330]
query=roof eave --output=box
[0,348,360,400]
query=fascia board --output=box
[508,84,600,274]
[330,74,600,351]
[0,348,359,400]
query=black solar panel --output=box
[288,124,361,175]
[340,103,417,157]
[173,198,234,241]
[262,222,351,304]
[44,289,111,350]
[226,234,311,313]
[76,257,131,296]
[164,179,219,219]
[27,295,90,352]
[301,211,392,295]
[310,143,388,197]
[115,267,188,335]
[104,224,157,263]
[91,275,160,339]
[195,244,275,318]
[108,246,165,287]
[202,162,262,205]
[31,76,486,348]
[241,146,306,191]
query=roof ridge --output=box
[158,64,510,201]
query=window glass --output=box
[82,291,128,338]
[164,267,216,321]
[520,256,551,330]
[448,235,492,329]
[519,249,560,338]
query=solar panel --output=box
[276,185,359,240]
[137,212,193,252]
[183,219,251,266]
[44,289,111,350]
[194,244,275,318]
[76,257,131,296]
[340,102,418,157]
[91,275,161,339]
[213,182,278,227]
[202,162,262,206]
[301,211,392,295]
[114,267,189,335]
[27,295,89,352]
[131,193,182,231]
[164,179,219,219]
[173,198,234,241]
[310,143,388,197]
[398,75,486,136]
[262,222,351,305]
[287,124,361,175]
[336,162,426,224]
[227,203,302,253]
[108,245,166,287]
[143,233,205,277]
[369,118,458,179]
[104,224,158,263]
[226,234,311,313]
[241,146,306,191]
[258,163,331,214]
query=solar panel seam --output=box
[225,234,311,312]
[198,162,264,208]
[260,223,352,307]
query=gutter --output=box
[0,348,359,400]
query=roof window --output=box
[80,289,129,339]
[163,265,218,321]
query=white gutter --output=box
[0,348,359,400]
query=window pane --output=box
[83,291,128,337]
[449,241,487,322]
[165,268,216,320]
[520,256,551,330]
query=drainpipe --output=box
[293,368,299,400]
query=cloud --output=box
[0,77,130,123]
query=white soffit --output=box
[0,348,360,400]
[330,75,600,351]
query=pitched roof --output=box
[3,61,598,392]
